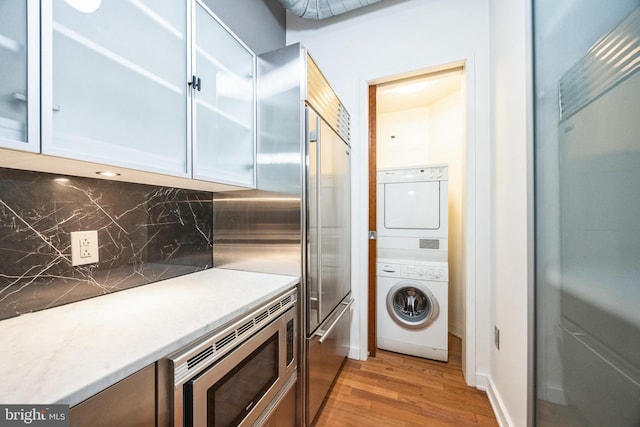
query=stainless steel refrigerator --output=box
[212,43,352,426]
[305,98,352,425]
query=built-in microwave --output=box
[167,288,297,427]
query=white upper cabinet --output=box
[14,1,257,189]
[0,1,39,152]
[41,0,190,177]
[191,2,256,187]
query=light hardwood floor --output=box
[313,334,499,427]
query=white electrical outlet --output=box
[71,230,99,266]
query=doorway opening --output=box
[367,65,467,362]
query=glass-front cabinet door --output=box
[192,2,255,187]
[41,0,189,177]
[0,1,39,152]
[534,3,640,426]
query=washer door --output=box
[386,281,440,329]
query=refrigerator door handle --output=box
[315,298,354,344]
[309,112,322,327]
[315,113,322,326]
[308,295,319,310]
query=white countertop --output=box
[0,268,299,406]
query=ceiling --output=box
[376,68,463,114]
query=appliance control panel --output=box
[377,165,448,183]
[377,262,449,282]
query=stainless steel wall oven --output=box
[167,288,297,427]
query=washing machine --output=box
[377,258,448,361]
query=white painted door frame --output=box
[356,52,487,388]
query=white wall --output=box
[429,91,465,338]
[286,0,492,389]
[489,0,531,425]
[377,107,430,169]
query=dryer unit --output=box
[377,258,448,361]
[377,165,448,261]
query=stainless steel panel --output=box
[257,44,305,194]
[255,375,297,427]
[213,190,301,276]
[70,364,156,427]
[307,109,351,334]
[319,117,351,324]
[157,360,172,427]
[306,53,350,144]
[306,296,352,425]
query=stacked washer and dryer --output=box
[376,165,449,361]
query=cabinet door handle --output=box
[189,75,201,92]
[12,91,56,110]
[12,92,27,102]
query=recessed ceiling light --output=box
[64,0,102,13]
[391,81,430,94]
[96,171,120,177]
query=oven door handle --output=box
[315,298,354,344]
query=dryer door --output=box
[383,181,440,229]
[386,281,440,329]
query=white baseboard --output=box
[477,374,513,427]
[349,345,366,361]
[475,373,488,390]
[449,321,464,338]
[546,385,567,405]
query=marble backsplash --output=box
[0,168,213,321]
